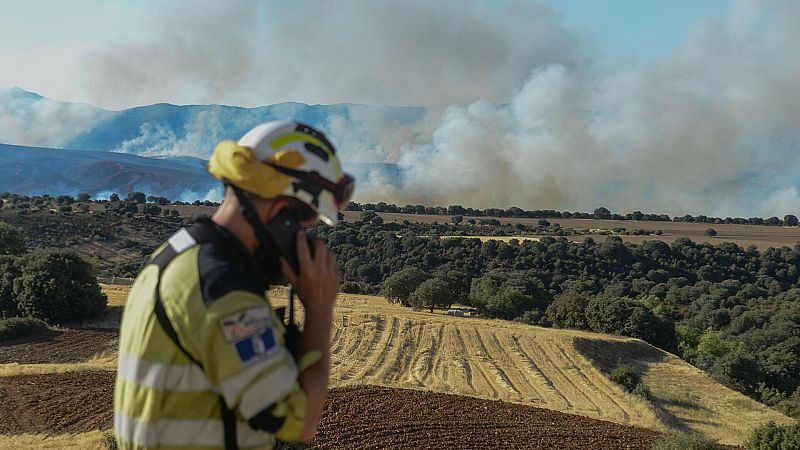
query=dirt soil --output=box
[314,386,662,450]
[0,371,676,449]
[0,371,114,435]
[0,329,118,364]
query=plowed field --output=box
[0,370,666,450]
[0,329,118,364]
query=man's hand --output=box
[279,230,338,441]
[280,230,339,314]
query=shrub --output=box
[102,431,118,450]
[0,222,26,256]
[704,228,717,237]
[340,281,364,294]
[0,317,48,342]
[0,255,21,317]
[382,268,428,306]
[745,421,800,450]
[651,432,723,450]
[610,363,640,392]
[13,249,107,323]
[546,291,590,330]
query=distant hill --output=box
[1,87,426,159]
[0,143,215,199]
[0,143,401,199]
[0,88,410,198]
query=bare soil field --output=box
[0,329,118,364]
[0,371,114,435]
[0,371,673,450]
[343,211,800,249]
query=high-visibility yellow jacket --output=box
[114,218,308,450]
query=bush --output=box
[0,255,21,317]
[745,421,800,450]
[102,431,118,450]
[610,363,641,392]
[0,317,48,342]
[651,433,723,450]
[709,352,763,395]
[382,268,429,306]
[704,228,717,237]
[340,281,364,294]
[546,291,590,330]
[13,249,107,323]
[0,222,26,256]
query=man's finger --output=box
[296,231,313,270]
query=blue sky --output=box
[552,0,731,63]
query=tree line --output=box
[347,201,800,227]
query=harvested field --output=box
[573,337,795,445]
[0,370,669,450]
[0,329,118,364]
[271,291,790,445]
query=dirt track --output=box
[0,329,118,364]
[0,370,666,449]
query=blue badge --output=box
[234,329,278,366]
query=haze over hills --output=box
[4,78,800,218]
[1,87,425,159]
[0,142,401,200]
[0,88,406,199]
[0,143,216,200]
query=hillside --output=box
[278,291,791,446]
[2,285,784,448]
[0,144,215,198]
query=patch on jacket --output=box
[220,307,279,366]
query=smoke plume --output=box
[56,1,800,216]
[371,0,800,218]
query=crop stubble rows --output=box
[327,308,657,429]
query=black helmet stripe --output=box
[295,122,336,155]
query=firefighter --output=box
[114,121,355,449]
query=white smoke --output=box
[0,88,108,148]
[76,0,578,109]
[355,0,800,218]
[10,0,800,217]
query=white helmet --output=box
[208,120,354,225]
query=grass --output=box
[572,337,793,445]
[0,317,48,342]
[0,354,116,377]
[650,432,724,450]
[0,430,106,450]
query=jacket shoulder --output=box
[197,242,264,304]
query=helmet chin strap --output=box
[229,184,299,343]
[230,185,275,252]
